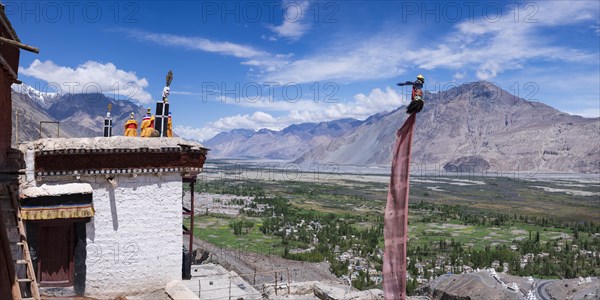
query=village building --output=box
[0,2,210,299]
[0,2,39,299]
[17,137,207,298]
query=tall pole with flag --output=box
[383,112,417,299]
[384,75,425,299]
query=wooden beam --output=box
[0,185,18,300]
[0,37,39,54]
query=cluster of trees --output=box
[195,180,266,197]
[229,219,254,235]
[241,195,386,286]
[409,201,600,279]
[509,234,600,278]
[248,196,598,290]
[413,200,600,234]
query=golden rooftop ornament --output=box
[166,70,173,87]
[162,70,173,103]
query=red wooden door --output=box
[38,223,74,286]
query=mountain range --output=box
[11,83,147,142]
[10,81,599,173]
[204,81,599,173]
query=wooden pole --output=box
[0,36,40,53]
[0,187,19,299]
[14,110,18,145]
[274,271,278,296]
[189,179,195,270]
[229,276,232,300]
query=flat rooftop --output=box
[21,137,208,152]
[184,264,261,300]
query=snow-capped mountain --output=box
[11,84,147,142]
[11,83,59,109]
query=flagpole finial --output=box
[166,70,173,87]
[163,70,173,103]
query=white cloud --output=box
[171,91,203,96]
[176,86,406,141]
[123,2,597,87]
[174,125,220,142]
[475,61,500,81]
[262,1,598,83]
[267,0,312,41]
[592,23,600,35]
[264,35,410,84]
[131,30,267,59]
[212,111,280,130]
[564,108,600,118]
[127,29,291,73]
[420,1,598,80]
[218,85,406,119]
[453,71,466,80]
[19,59,152,103]
[176,111,285,141]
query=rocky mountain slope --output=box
[11,84,148,143]
[205,118,362,160]
[206,81,599,173]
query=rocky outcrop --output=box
[443,156,490,173]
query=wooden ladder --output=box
[2,185,40,300]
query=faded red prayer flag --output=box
[383,113,416,300]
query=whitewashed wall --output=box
[82,173,183,297]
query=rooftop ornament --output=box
[103,104,113,137]
[154,70,173,137]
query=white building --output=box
[18,137,207,298]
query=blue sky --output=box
[8,0,600,141]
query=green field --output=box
[408,220,573,249]
[190,211,576,254]
[185,215,305,256]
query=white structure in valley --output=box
[18,137,207,298]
